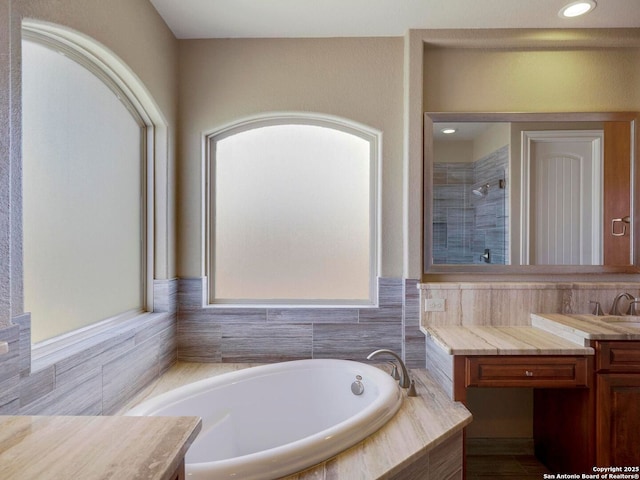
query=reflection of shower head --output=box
[472,184,489,197]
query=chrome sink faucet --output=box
[367,349,411,388]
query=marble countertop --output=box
[422,325,594,355]
[532,313,640,343]
[0,415,201,480]
[121,362,472,480]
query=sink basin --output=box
[596,316,640,329]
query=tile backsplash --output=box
[419,282,640,327]
[177,277,425,368]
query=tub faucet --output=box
[611,292,634,316]
[367,349,411,389]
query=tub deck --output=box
[120,362,472,480]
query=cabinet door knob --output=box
[525,370,534,377]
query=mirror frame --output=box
[423,112,640,275]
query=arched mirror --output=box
[423,112,640,275]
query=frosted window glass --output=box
[22,39,143,342]
[212,123,374,303]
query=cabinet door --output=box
[597,374,640,465]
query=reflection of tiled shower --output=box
[433,145,509,264]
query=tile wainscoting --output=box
[0,279,178,415]
[420,282,640,327]
[177,277,425,368]
[2,280,638,417]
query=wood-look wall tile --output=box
[378,278,404,306]
[134,312,175,345]
[4,284,179,416]
[567,283,640,315]
[19,365,54,407]
[403,279,421,328]
[12,313,31,374]
[0,0,8,54]
[530,287,566,317]
[0,325,19,383]
[102,338,162,415]
[221,323,312,363]
[175,277,427,365]
[54,332,136,387]
[155,323,178,374]
[361,278,403,323]
[425,335,454,399]
[313,323,402,361]
[153,278,178,314]
[20,367,102,416]
[206,308,268,323]
[488,288,532,326]
[0,375,20,414]
[404,326,426,369]
[460,287,492,326]
[267,308,358,324]
[177,277,206,311]
[177,313,222,362]
[359,304,403,323]
[405,280,426,367]
[421,283,577,327]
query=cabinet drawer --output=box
[466,356,590,388]
[597,341,640,372]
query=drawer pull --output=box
[525,370,534,377]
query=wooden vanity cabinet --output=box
[453,354,595,474]
[533,342,640,470]
[594,341,640,466]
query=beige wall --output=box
[176,37,405,278]
[424,47,640,112]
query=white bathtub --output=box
[127,359,403,480]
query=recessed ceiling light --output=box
[559,0,596,18]
[441,128,457,135]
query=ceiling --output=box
[149,0,640,39]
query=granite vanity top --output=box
[121,362,472,480]
[422,325,594,355]
[532,313,640,343]
[0,415,201,480]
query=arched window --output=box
[206,114,380,306]
[21,25,155,343]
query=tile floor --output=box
[466,454,552,480]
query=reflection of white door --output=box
[521,130,603,265]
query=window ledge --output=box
[30,310,160,372]
[204,302,379,310]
